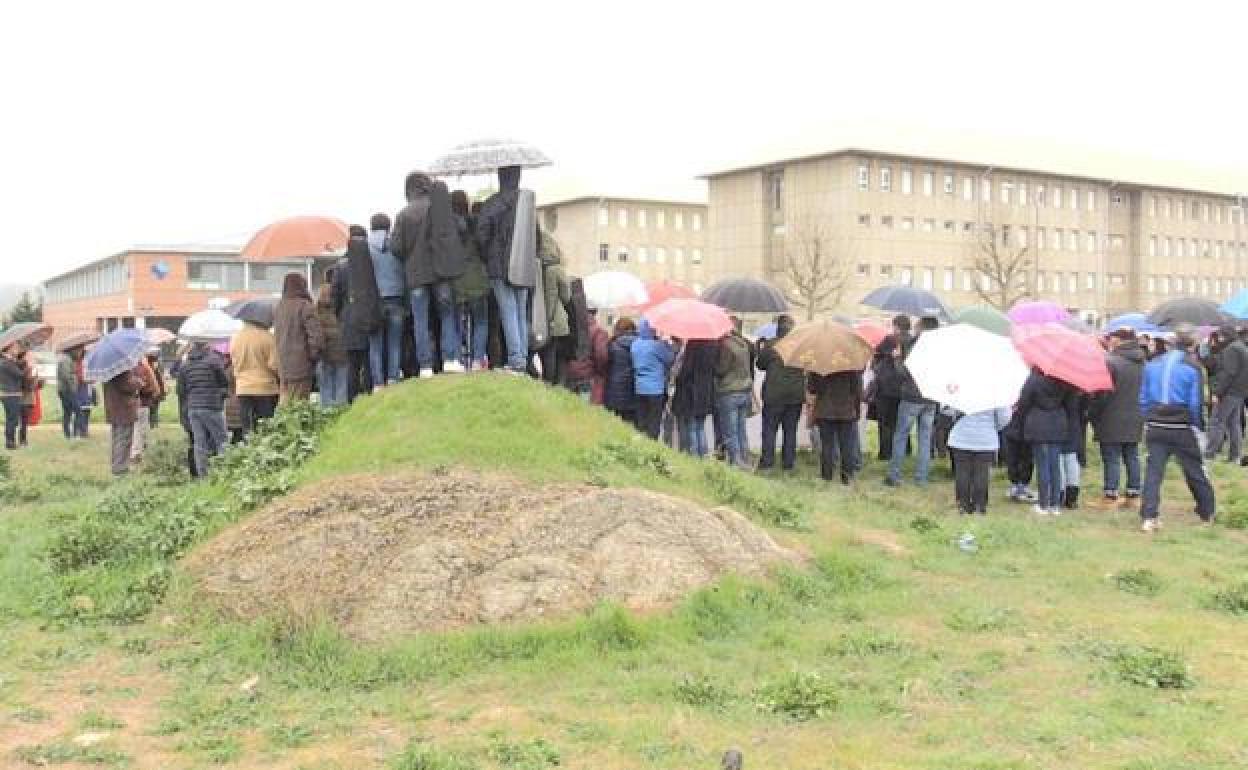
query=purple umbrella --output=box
[1008,300,1070,325]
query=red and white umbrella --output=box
[644,298,733,340]
[1011,322,1112,393]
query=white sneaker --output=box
[419,369,434,379]
[1033,505,1050,516]
[443,361,466,374]
[1141,519,1160,533]
[1049,507,1062,516]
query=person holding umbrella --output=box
[231,310,281,436]
[671,338,718,457]
[1088,329,1146,505]
[808,367,864,484]
[1016,368,1079,516]
[756,315,805,471]
[477,166,539,374]
[887,317,940,487]
[630,319,675,440]
[56,344,87,439]
[87,329,150,477]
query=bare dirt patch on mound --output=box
[185,472,796,641]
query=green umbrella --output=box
[953,305,1012,337]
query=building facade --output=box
[42,245,335,337]
[538,196,710,292]
[704,149,1248,319]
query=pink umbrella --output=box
[636,280,697,311]
[1011,322,1112,393]
[853,320,890,348]
[1008,300,1070,325]
[644,298,733,340]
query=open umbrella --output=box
[225,297,277,327]
[583,271,648,310]
[85,328,148,382]
[1011,322,1112,393]
[636,280,697,311]
[774,319,873,375]
[1061,316,1096,335]
[953,305,1012,337]
[54,330,101,353]
[144,328,176,345]
[1148,297,1230,328]
[0,322,54,352]
[242,216,348,260]
[861,286,950,320]
[906,324,1030,413]
[1008,300,1069,325]
[644,298,732,341]
[753,322,778,340]
[1221,289,1248,320]
[853,319,890,348]
[701,278,789,313]
[179,309,243,342]
[428,138,552,177]
[1104,312,1161,335]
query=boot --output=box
[1063,486,1080,510]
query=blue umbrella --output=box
[754,322,778,340]
[861,286,951,320]
[85,328,148,382]
[1105,312,1161,334]
[1221,289,1248,320]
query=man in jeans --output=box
[177,341,230,478]
[887,317,938,486]
[1089,329,1146,504]
[714,317,755,468]
[367,213,407,386]
[1138,329,1216,531]
[1205,324,1248,463]
[755,315,805,470]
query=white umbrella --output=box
[179,308,242,342]
[905,323,1029,413]
[428,138,552,177]
[583,270,648,310]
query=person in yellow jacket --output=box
[230,320,280,437]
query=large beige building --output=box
[703,148,1248,318]
[538,196,710,292]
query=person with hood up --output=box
[1206,323,1248,463]
[476,165,538,374]
[715,317,756,468]
[451,192,490,371]
[563,281,609,403]
[366,213,407,386]
[392,172,466,376]
[756,315,806,471]
[630,319,675,440]
[605,318,639,425]
[332,226,382,399]
[176,341,230,477]
[1138,328,1215,531]
[671,338,717,457]
[273,272,323,404]
[947,407,1012,514]
[538,229,572,384]
[1088,329,1146,505]
[1016,367,1078,515]
[808,368,864,484]
[317,266,350,406]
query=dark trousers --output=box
[1004,435,1033,486]
[817,419,860,482]
[1141,425,1216,520]
[1032,442,1063,509]
[875,397,900,460]
[347,349,372,403]
[636,395,667,440]
[611,407,638,428]
[238,395,278,437]
[951,448,994,513]
[1,395,20,448]
[59,392,78,438]
[760,403,802,470]
[18,404,32,445]
[1099,441,1141,495]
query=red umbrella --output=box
[242,215,348,259]
[644,298,732,340]
[635,280,697,311]
[1011,322,1112,393]
[853,320,890,348]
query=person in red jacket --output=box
[562,280,609,404]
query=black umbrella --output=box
[225,298,278,328]
[861,286,951,320]
[1147,298,1230,328]
[701,278,789,313]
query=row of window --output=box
[853,263,1243,298]
[856,163,1112,210]
[186,260,308,292]
[45,260,128,303]
[597,244,704,265]
[1147,195,1243,224]
[856,214,1127,252]
[595,206,703,232]
[1148,235,1247,260]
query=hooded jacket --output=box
[1140,349,1205,429]
[540,232,571,338]
[316,285,348,365]
[630,320,675,397]
[1017,370,1077,443]
[368,229,406,299]
[808,370,863,421]
[452,214,490,301]
[176,345,229,411]
[714,332,755,395]
[332,236,383,351]
[274,274,323,383]
[756,334,805,407]
[605,331,639,412]
[1213,333,1248,399]
[476,166,521,281]
[1089,340,1146,444]
[565,312,609,402]
[392,175,466,287]
[102,367,143,425]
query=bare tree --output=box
[970,224,1031,310]
[782,213,852,321]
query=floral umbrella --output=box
[774,319,873,375]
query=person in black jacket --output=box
[886,317,939,486]
[1017,368,1078,515]
[867,336,905,461]
[1206,324,1248,462]
[332,226,381,400]
[671,339,718,457]
[756,315,805,470]
[1088,330,1146,503]
[176,342,230,477]
[604,318,639,426]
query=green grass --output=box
[2,374,1248,768]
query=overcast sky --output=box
[4,0,1247,286]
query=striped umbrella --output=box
[1011,322,1112,393]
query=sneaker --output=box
[1033,504,1050,516]
[883,477,901,488]
[1141,518,1160,533]
[419,369,434,379]
[443,361,466,374]
[1124,489,1140,499]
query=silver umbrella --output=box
[427,138,552,177]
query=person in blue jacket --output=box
[1138,327,1215,531]
[630,319,675,440]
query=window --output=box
[187,261,245,291]
[1217,241,1224,259]
[1053,187,1062,208]
[1163,237,1171,257]
[943,268,955,290]
[1087,189,1096,211]
[857,213,871,226]
[674,248,684,264]
[880,265,893,278]
[922,171,934,196]
[1202,278,1211,296]
[1037,271,1046,291]
[1068,273,1078,293]
[1177,239,1185,258]
[638,246,649,264]
[656,247,666,264]
[1188,277,1197,293]
[768,170,784,212]
[1000,180,1013,204]
[1149,235,1157,257]
[1161,276,1170,294]
[1086,272,1096,290]
[1110,192,1122,206]
[1051,273,1062,293]
[921,268,934,290]
[1036,184,1046,205]
[944,173,954,194]
[1147,275,1156,293]
[598,243,609,262]
[1177,199,1185,220]
[1162,197,1171,218]
[1052,228,1063,249]
[637,209,647,228]
[902,167,913,194]
[1070,188,1079,210]
[901,217,914,231]
[247,262,303,293]
[1109,235,1125,250]
[881,215,894,228]
[1202,202,1210,222]
[856,263,870,277]
[981,177,992,202]
[1066,230,1077,251]
[674,211,685,230]
[691,248,703,265]
[1110,274,1126,287]
[1036,227,1046,248]
[962,269,973,291]
[857,164,870,191]
[1001,224,1011,245]
[617,247,629,262]
[1148,196,1157,217]
[1086,231,1097,253]
[1215,205,1222,224]
[692,213,702,231]
[1019,226,1029,246]
[963,221,976,233]
[921,218,935,232]
[617,208,628,227]
[598,206,609,226]
[944,220,956,233]
[880,166,892,192]
[962,177,973,200]
[543,208,558,231]
[656,210,666,229]
[1018,182,1028,206]
[900,267,913,286]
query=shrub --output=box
[211,401,339,509]
[1113,568,1164,597]
[140,435,191,486]
[755,671,839,721]
[1207,582,1248,616]
[825,628,909,657]
[673,674,736,710]
[578,438,675,480]
[0,452,9,479]
[487,738,561,768]
[1090,643,1194,689]
[702,463,807,530]
[0,473,47,504]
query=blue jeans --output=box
[369,297,407,384]
[188,408,228,477]
[680,415,709,457]
[318,361,350,407]
[410,282,461,370]
[716,391,752,467]
[491,279,530,371]
[889,400,936,483]
[462,295,490,365]
[1100,442,1140,495]
[1032,442,1063,509]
